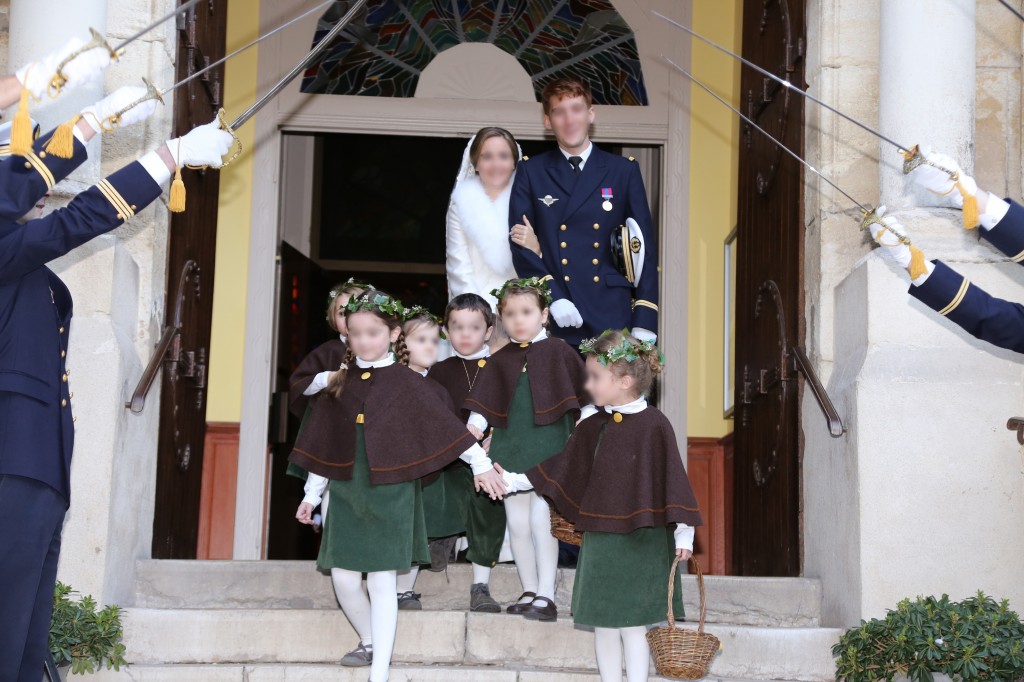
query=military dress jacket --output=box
[508,144,659,344]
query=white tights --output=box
[504,491,559,601]
[331,568,398,682]
[395,566,419,593]
[594,626,651,682]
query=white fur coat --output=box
[446,173,517,310]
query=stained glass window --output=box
[300,0,648,105]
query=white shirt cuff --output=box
[578,404,598,422]
[139,150,172,186]
[302,473,329,508]
[303,371,331,396]
[980,195,1011,231]
[674,524,695,551]
[459,443,494,476]
[910,260,936,287]
[502,470,533,493]
[467,412,489,433]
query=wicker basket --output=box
[549,508,582,546]
[646,556,721,680]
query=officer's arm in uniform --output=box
[908,259,1024,354]
[624,159,659,332]
[0,129,90,223]
[0,161,163,285]
[979,198,1024,266]
[508,157,569,301]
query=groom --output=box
[508,77,659,345]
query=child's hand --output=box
[482,435,492,453]
[296,502,315,525]
[467,424,485,441]
[676,548,692,560]
[475,467,508,500]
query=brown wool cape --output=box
[288,338,348,417]
[462,337,587,427]
[289,363,477,485]
[527,407,703,533]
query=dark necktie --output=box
[568,156,583,176]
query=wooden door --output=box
[732,0,806,577]
[151,0,228,559]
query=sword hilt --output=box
[184,108,243,170]
[99,78,164,132]
[901,144,960,180]
[860,207,913,247]
[48,28,119,97]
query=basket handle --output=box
[666,555,707,633]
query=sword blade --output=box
[664,55,871,215]
[652,11,914,155]
[114,0,203,53]
[230,0,369,130]
[998,0,1024,22]
[164,0,334,94]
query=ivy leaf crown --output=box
[489,276,553,307]
[579,329,663,366]
[402,305,447,339]
[328,276,375,301]
[346,291,406,318]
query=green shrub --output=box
[834,592,1024,682]
[49,582,127,675]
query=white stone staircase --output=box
[91,561,842,682]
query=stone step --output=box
[90,663,799,681]
[134,560,822,628]
[117,608,841,682]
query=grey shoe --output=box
[397,590,422,610]
[340,642,372,667]
[470,582,501,613]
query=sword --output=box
[49,0,203,95]
[99,0,336,132]
[653,11,915,156]
[998,0,1024,23]
[229,0,369,130]
[664,56,916,247]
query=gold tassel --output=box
[908,244,928,281]
[10,87,34,157]
[168,166,186,213]
[44,114,81,159]
[957,179,979,230]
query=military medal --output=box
[540,195,559,207]
[601,187,613,211]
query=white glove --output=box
[550,298,583,328]
[81,85,157,133]
[867,206,912,269]
[908,146,976,208]
[16,37,111,99]
[631,327,656,343]
[166,117,234,168]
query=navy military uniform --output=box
[0,131,163,681]
[909,199,1024,354]
[508,144,659,345]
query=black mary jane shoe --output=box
[505,591,537,614]
[521,596,558,622]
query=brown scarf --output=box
[463,336,586,427]
[527,407,703,533]
[289,362,476,484]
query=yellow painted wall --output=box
[686,0,742,439]
[205,0,259,423]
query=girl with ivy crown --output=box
[463,276,591,623]
[500,329,703,682]
[290,290,507,682]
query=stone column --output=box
[878,0,975,211]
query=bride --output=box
[446,127,540,349]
